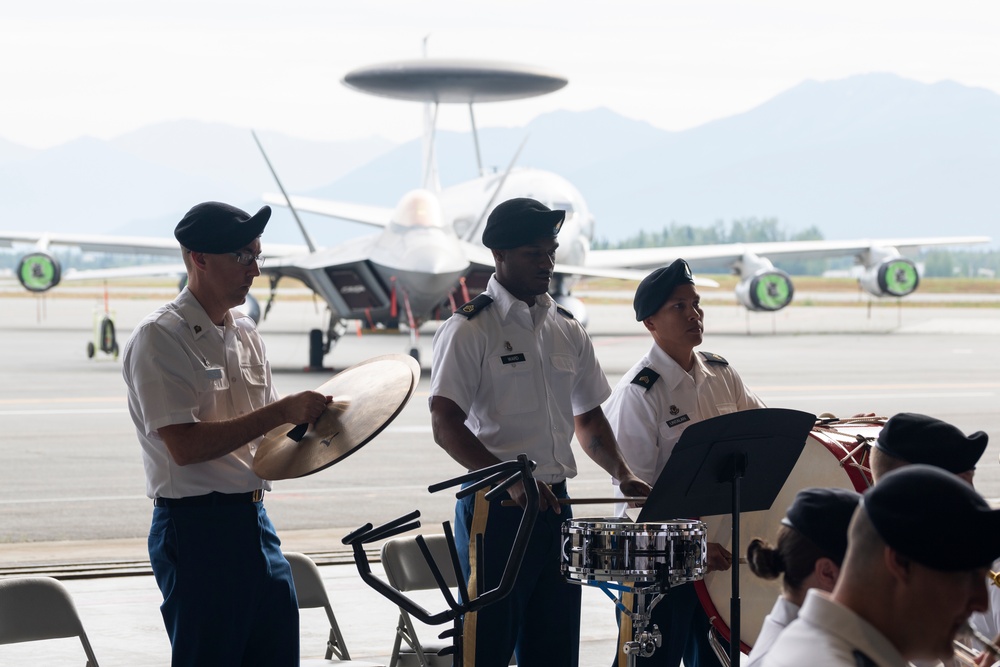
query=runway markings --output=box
[767,391,994,402]
[0,396,124,405]
[754,382,1000,391]
[0,408,126,416]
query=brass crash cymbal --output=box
[253,354,421,480]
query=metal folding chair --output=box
[285,551,384,666]
[0,576,100,666]
[380,535,459,667]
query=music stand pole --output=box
[729,453,746,667]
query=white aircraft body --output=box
[0,58,990,367]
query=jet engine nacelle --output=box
[733,252,794,312]
[858,248,920,298]
[16,251,62,292]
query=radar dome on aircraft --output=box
[342,59,568,103]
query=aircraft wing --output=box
[262,193,393,228]
[58,264,188,282]
[585,236,992,270]
[458,241,719,287]
[0,231,184,257]
[0,231,307,258]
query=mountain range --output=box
[1,72,996,247]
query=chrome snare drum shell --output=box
[562,517,707,586]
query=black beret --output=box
[864,464,1000,571]
[174,202,271,254]
[876,412,987,474]
[781,487,860,565]
[633,259,696,321]
[482,198,565,250]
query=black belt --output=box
[154,489,264,508]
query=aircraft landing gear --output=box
[87,283,119,360]
[408,347,420,364]
[86,315,118,359]
[306,316,346,372]
[308,329,324,370]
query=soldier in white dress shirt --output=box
[869,412,999,647]
[745,487,861,666]
[603,259,765,667]
[763,465,1000,667]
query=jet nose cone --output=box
[392,189,445,229]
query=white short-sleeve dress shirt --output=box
[603,342,764,505]
[761,589,907,667]
[429,275,611,483]
[123,287,278,499]
[746,596,800,667]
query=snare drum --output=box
[562,517,708,586]
[695,416,881,654]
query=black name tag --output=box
[501,353,527,364]
[666,415,690,428]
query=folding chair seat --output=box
[284,551,384,666]
[380,535,459,667]
[0,576,100,666]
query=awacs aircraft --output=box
[0,59,990,368]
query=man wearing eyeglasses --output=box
[122,201,332,666]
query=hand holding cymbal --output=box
[253,354,420,480]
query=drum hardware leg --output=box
[622,589,664,664]
[592,581,634,615]
[707,624,731,667]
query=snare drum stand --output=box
[622,584,666,663]
[343,454,540,667]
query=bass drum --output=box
[694,415,882,655]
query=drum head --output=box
[695,419,880,652]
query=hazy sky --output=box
[3,1,999,149]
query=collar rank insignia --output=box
[455,294,494,319]
[630,367,660,391]
[193,325,202,334]
[699,351,729,366]
[669,405,680,416]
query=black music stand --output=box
[636,408,815,667]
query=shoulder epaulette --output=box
[455,294,494,319]
[699,351,729,366]
[555,304,575,319]
[630,367,660,390]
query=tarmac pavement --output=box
[3,287,1000,665]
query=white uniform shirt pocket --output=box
[241,363,268,405]
[489,354,539,415]
[716,402,738,415]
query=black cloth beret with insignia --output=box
[781,487,861,565]
[175,201,270,254]
[875,412,987,474]
[863,464,1000,571]
[482,198,565,250]
[634,259,696,321]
